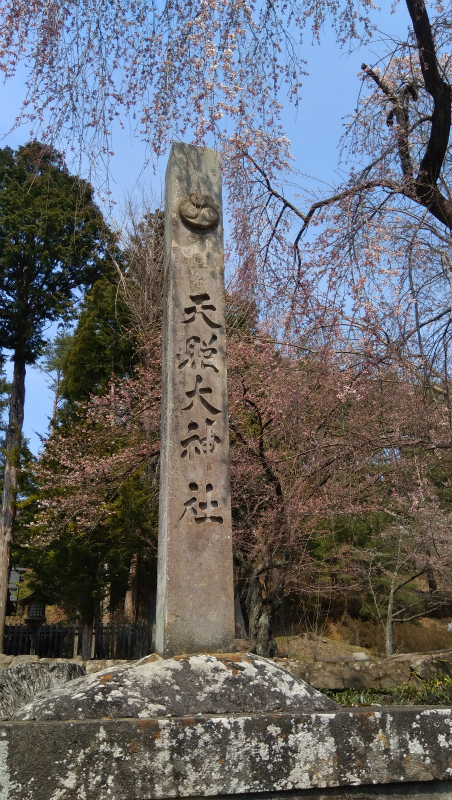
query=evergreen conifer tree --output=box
[0,141,114,650]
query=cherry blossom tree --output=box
[357,494,452,657]
[27,291,452,657]
[0,0,448,384]
[226,0,452,403]
[112,205,164,367]
[226,303,452,655]
[4,0,452,657]
[0,0,377,177]
[33,369,160,535]
[25,365,161,656]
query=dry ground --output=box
[276,617,452,661]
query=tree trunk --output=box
[247,576,277,658]
[101,579,110,624]
[426,565,437,593]
[98,561,110,627]
[133,557,152,658]
[81,617,93,661]
[0,355,26,653]
[124,554,137,623]
[149,585,157,652]
[94,599,104,659]
[234,590,248,639]
[50,368,60,436]
[385,582,395,658]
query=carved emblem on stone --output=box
[179,191,219,231]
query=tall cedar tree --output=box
[0,141,113,650]
[60,277,136,404]
[21,213,162,657]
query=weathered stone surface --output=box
[410,657,452,681]
[353,652,370,661]
[2,706,452,798]
[13,653,337,720]
[287,659,411,690]
[387,651,452,679]
[0,660,85,718]
[9,654,39,666]
[156,142,235,657]
[84,658,129,675]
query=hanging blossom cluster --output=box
[0,0,375,173]
[223,3,452,397]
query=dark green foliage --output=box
[39,333,73,385]
[0,142,113,364]
[6,199,165,631]
[15,468,158,621]
[0,141,140,633]
[18,225,160,620]
[304,513,388,598]
[60,277,136,404]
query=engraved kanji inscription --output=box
[156,144,234,656]
[180,421,203,461]
[181,418,221,466]
[182,374,221,415]
[180,481,224,524]
[203,418,221,457]
[182,294,221,328]
[177,334,219,373]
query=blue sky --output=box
[0,3,411,453]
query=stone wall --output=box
[280,651,452,691]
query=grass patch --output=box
[323,675,452,706]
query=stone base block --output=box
[287,659,411,690]
[2,707,452,799]
[1,654,451,799]
[206,786,452,799]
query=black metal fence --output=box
[3,623,150,660]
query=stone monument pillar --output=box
[155,143,235,657]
